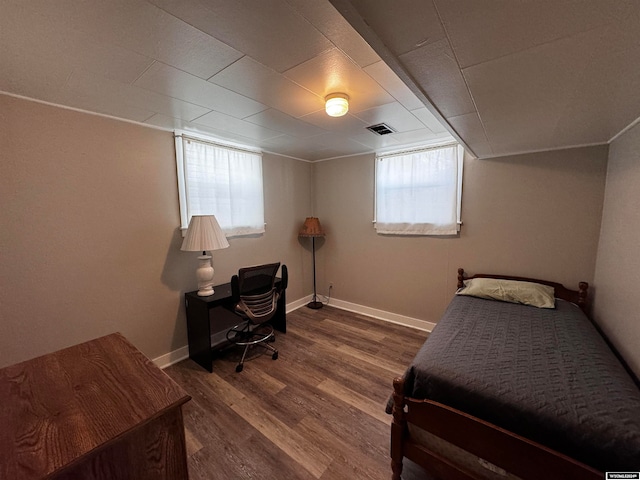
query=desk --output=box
[185,278,286,372]
[0,333,191,480]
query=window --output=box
[175,133,265,236]
[375,144,463,235]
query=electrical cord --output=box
[321,285,332,305]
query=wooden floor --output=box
[165,305,429,480]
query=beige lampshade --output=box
[181,215,230,252]
[298,217,325,237]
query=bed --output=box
[390,268,640,480]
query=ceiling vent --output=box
[366,123,395,135]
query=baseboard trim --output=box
[153,295,434,369]
[286,294,314,313]
[154,295,314,369]
[153,345,189,370]
[327,298,436,333]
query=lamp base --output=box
[196,255,215,296]
[306,301,323,309]
[197,287,215,296]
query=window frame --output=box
[174,131,265,237]
[374,143,464,235]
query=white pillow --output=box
[456,278,555,309]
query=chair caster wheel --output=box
[272,352,278,360]
[268,336,276,342]
[236,364,244,372]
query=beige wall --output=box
[593,123,640,377]
[314,146,608,324]
[0,92,616,370]
[0,94,313,368]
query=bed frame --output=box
[390,268,600,480]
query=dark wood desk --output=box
[185,278,286,372]
[0,333,191,480]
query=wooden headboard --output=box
[457,268,589,314]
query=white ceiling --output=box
[330,0,640,158]
[0,0,453,161]
[5,1,637,161]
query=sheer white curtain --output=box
[375,144,463,235]
[181,137,265,236]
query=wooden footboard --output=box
[391,377,602,480]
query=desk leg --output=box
[273,289,287,333]
[185,296,213,372]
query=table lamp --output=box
[181,215,229,296]
[299,217,325,309]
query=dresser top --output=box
[0,333,191,480]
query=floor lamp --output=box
[299,217,325,309]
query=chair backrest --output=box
[231,262,283,324]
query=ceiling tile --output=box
[258,134,321,159]
[0,5,154,85]
[243,109,328,138]
[350,131,401,149]
[411,107,449,134]
[385,129,454,148]
[135,62,268,119]
[463,28,600,154]
[56,39,154,86]
[446,113,493,158]
[286,0,380,67]
[399,39,476,119]
[147,0,333,73]
[352,102,425,133]
[305,151,343,161]
[339,0,446,56]
[284,48,395,112]
[552,20,640,144]
[0,49,73,103]
[294,132,367,152]
[435,0,630,69]
[65,69,210,121]
[18,0,243,80]
[298,110,369,136]
[209,56,325,118]
[551,109,615,148]
[191,110,284,142]
[481,118,561,156]
[262,145,314,160]
[53,90,156,123]
[363,61,425,111]
[306,135,372,157]
[145,113,273,148]
[259,134,312,149]
[259,133,353,158]
[143,113,184,130]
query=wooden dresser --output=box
[0,333,191,480]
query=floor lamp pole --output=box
[299,217,325,310]
[308,236,322,309]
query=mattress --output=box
[403,295,640,472]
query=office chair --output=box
[226,262,287,372]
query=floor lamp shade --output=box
[181,215,229,296]
[299,217,325,309]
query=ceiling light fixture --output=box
[325,93,349,117]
